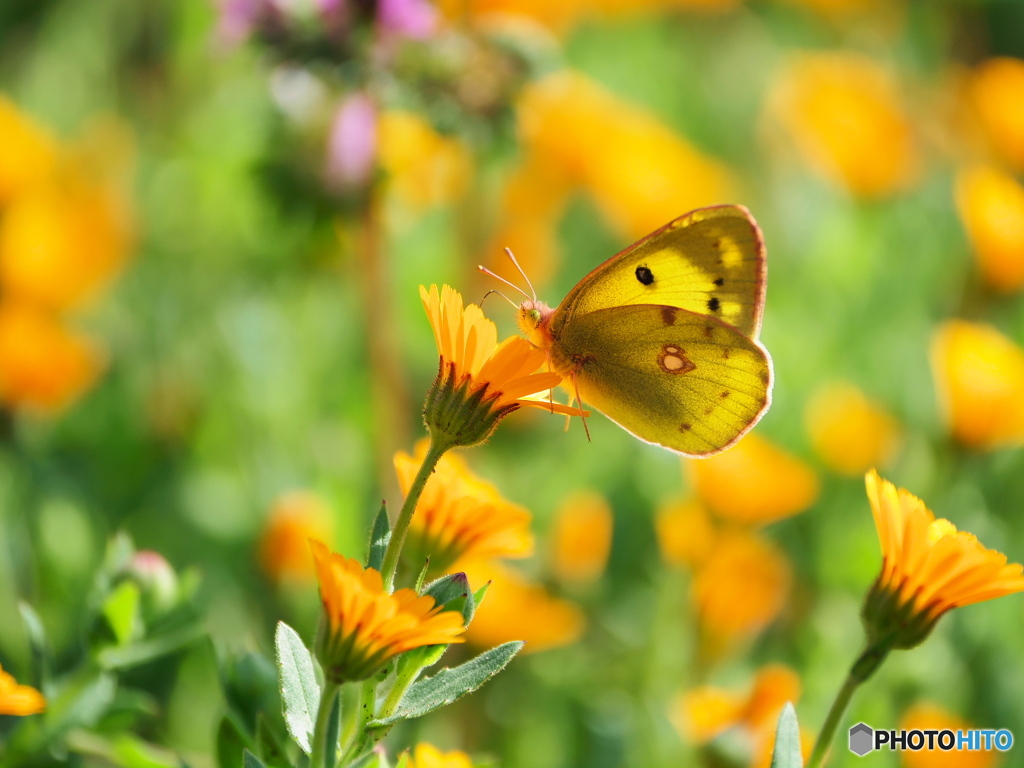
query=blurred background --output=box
[2,0,1024,766]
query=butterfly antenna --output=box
[504,247,537,302]
[480,289,519,309]
[477,264,532,301]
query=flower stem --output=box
[806,672,859,768]
[310,680,341,768]
[379,436,448,591]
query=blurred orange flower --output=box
[688,433,819,524]
[378,111,471,212]
[311,540,465,682]
[0,96,56,204]
[900,703,998,768]
[930,320,1024,449]
[955,165,1024,292]
[0,174,131,312]
[0,302,103,413]
[549,491,613,586]
[970,57,1024,173]
[673,665,804,768]
[461,559,585,653]
[259,491,333,583]
[484,71,735,290]
[407,743,476,768]
[396,439,533,574]
[805,381,901,475]
[0,663,45,716]
[655,496,716,569]
[692,530,792,644]
[767,52,918,197]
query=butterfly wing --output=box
[552,205,766,340]
[555,303,772,456]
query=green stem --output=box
[310,680,341,768]
[339,678,378,767]
[806,673,861,768]
[379,437,448,591]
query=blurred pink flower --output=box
[216,0,267,45]
[326,92,378,189]
[378,0,437,39]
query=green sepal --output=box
[274,622,320,755]
[770,703,803,768]
[367,642,523,727]
[424,572,476,625]
[367,501,391,571]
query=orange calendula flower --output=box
[461,559,585,653]
[692,530,792,646]
[0,664,46,716]
[863,470,1024,650]
[406,743,476,768]
[311,540,465,682]
[766,52,918,198]
[970,57,1024,173]
[259,491,333,583]
[930,320,1024,449]
[421,285,581,449]
[955,165,1024,293]
[673,665,805,768]
[805,381,901,475]
[900,703,998,768]
[688,433,819,524]
[0,301,103,413]
[549,491,613,586]
[656,497,716,569]
[395,440,533,574]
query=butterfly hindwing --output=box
[554,303,772,456]
[553,205,766,340]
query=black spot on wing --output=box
[636,265,654,285]
[708,297,721,312]
[713,277,725,287]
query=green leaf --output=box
[368,642,523,727]
[18,601,50,686]
[104,581,142,646]
[274,622,320,755]
[217,717,247,768]
[243,750,267,768]
[98,623,205,670]
[367,501,391,571]
[255,714,290,768]
[770,703,803,768]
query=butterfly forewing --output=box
[553,205,766,340]
[554,304,772,456]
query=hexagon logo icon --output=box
[849,722,874,756]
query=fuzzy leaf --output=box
[367,642,523,727]
[274,622,320,755]
[770,703,803,768]
[367,501,391,571]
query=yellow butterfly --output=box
[511,204,772,457]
